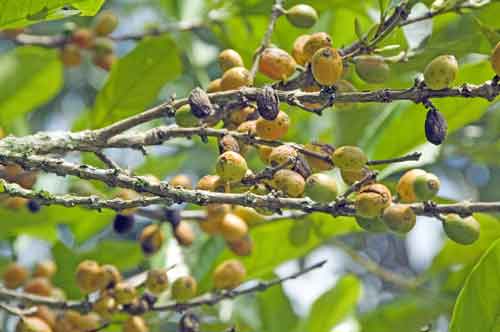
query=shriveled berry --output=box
[213,259,246,290]
[255,111,290,140]
[220,67,253,91]
[139,224,165,256]
[354,55,390,84]
[304,173,338,203]
[169,174,193,189]
[442,214,480,245]
[189,87,213,118]
[174,220,195,246]
[268,145,298,167]
[71,28,94,49]
[424,55,458,90]
[355,216,388,232]
[492,41,500,76]
[33,260,57,279]
[218,49,244,72]
[215,151,248,182]
[59,44,82,67]
[171,276,197,301]
[3,262,29,289]
[425,109,448,145]
[256,85,280,120]
[207,78,222,93]
[123,316,149,332]
[228,236,253,256]
[302,32,332,63]
[292,34,310,66]
[219,213,248,241]
[175,105,200,127]
[332,146,367,170]
[382,204,416,234]
[27,199,41,213]
[355,184,392,218]
[94,11,118,36]
[259,47,296,81]
[146,269,169,294]
[286,4,318,28]
[113,213,135,234]
[272,169,305,197]
[311,47,343,86]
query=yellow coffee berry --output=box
[382,204,416,234]
[59,44,82,67]
[169,174,193,189]
[3,262,29,289]
[123,316,149,332]
[255,111,290,140]
[139,224,165,256]
[213,259,246,290]
[94,11,119,36]
[215,151,248,182]
[219,213,248,242]
[268,145,298,167]
[311,47,343,86]
[272,169,306,197]
[259,47,297,81]
[33,260,57,279]
[220,67,253,91]
[332,146,367,170]
[302,32,332,63]
[355,184,392,218]
[218,49,244,72]
[292,34,310,66]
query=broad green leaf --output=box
[89,36,181,128]
[306,275,361,332]
[0,0,106,29]
[0,47,62,127]
[450,238,500,332]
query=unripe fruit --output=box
[413,172,440,201]
[113,213,136,234]
[32,306,56,329]
[232,206,265,226]
[75,260,104,293]
[169,174,192,189]
[213,259,246,290]
[259,47,296,81]
[139,224,165,256]
[215,151,248,182]
[382,204,416,234]
[71,28,94,49]
[340,167,370,185]
[354,55,390,84]
[492,41,500,76]
[174,220,195,246]
[101,264,122,289]
[292,34,310,66]
[255,111,290,140]
[171,276,198,301]
[220,67,253,91]
[3,263,29,289]
[311,47,343,86]
[175,105,200,127]
[114,282,137,304]
[24,277,53,296]
[268,145,298,167]
[396,169,440,203]
[288,220,311,247]
[92,293,116,319]
[303,143,334,172]
[304,173,338,203]
[146,269,169,294]
[196,175,224,192]
[33,260,57,279]
[286,4,318,28]
[207,78,222,93]
[94,11,118,36]
[442,214,480,245]
[332,146,367,170]
[16,317,52,332]
[218,49,244,72]
[355,184,392,218]
[355,216,388,233]
[93,53,116,71]
[303,32,332,63]
[228,236,253,256]
[423,55,458,90]
[59,44,81,67]
[272,169,305,197]
[219,213,248,241]
[123,316,149,332]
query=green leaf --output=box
[450,238,500,332]
[0,0,106,29]
[89,35,181,129]
[306,275,361,332]
[0,47,62,127]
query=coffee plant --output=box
[0,0,499,331]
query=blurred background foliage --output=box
[0,0,500,331]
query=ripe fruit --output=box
[292,34,310,66]
[114,282,137,304]
[213,259,246,290]
[257,145,273,164]
[93,53,116,71]
[232,206,265,226]
[171,276,198,301]
[304,173,338,203]
[382,204,416,234]
[355,184,392,218]
[3,263,29,289]
[355,216,388,233]
[33,260,57,279]
[303,143,334,172]
[31,306,56,329]
[175,105,200,127]
[220,67,253,91]
[442,214,480,245]
[101,264,122,289]
[354,55,390,84]
[268,145,298,167]
[340,167,370,185]
[123,316,149,332]
[492,41,500,75]
[59,44,82,67]
[228,236,253,256]
[272,169,305,197]
[286,4,318,28]
[146,269,169,294]
[75,260,105,293]
[424,55,458,90]
[302,32,332,63]
[113,213,136,234]
[397,169,440,203]
[92,293,116,319]
[219,213,248,241]
[218,49,244,72]
[332,146,367,170]
[24,277,53,296]
[71,28,94,49]
[311,47,343,86]
[169,174,193,189]
[215,151,248,182]
[259,47,297,81]
[255,111,290,140]
[139,224,165,255]
[196,175,224,192]
[94,11,118,36]
[207,78,222,93]
[16,317,51,332]
[174,220,195,246]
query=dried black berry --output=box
[141,292,158,307]
[218,135,240,154]
[113,213,135,234]
[425,109,447,145]
[293,154,312,179]
[256,85,280,120]
[165,208,181,228]
[179,312,200,332]
[27,200,41,213]
[189,87,213,118]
